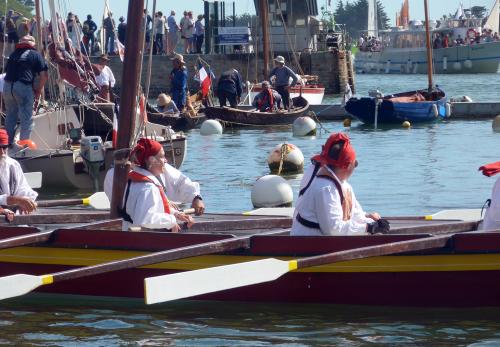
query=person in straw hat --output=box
[3,35,48,144]
[291,132,389,236]
[116,138,195,232]
[157,93,179,113]
[170,53,188,110]
[269,55,299,110]
[94,53,116,102]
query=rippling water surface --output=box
[17,73,500,345]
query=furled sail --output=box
[367,0,378,37]
[484,0,499,32]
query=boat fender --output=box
[453,62,461,71]
[432,104,439,118]
[385,60,391,74]
[466,28,477,40]
[251,175,293,208]
[464,59,473,69]
[493,115,500,132]
[445,103,452,117]
[443,56,448,70]
[293,116,317,136]
[267,143,304,174]
[413,62,418,74]
[406,59,412,73]
[200,119,223,135]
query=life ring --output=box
[466,28,477,40]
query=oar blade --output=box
[86,192,110,210]
[0,274,45,300]
[145,258,291,304]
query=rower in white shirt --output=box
[0,129,37,220]
[115,138,194,232]
[479,161,500,231]
[104,161,205,216]
[291,132,390,236]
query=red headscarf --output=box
[131,138,162,167]
[0,129,8,146]
[479,161,500,177]
[311,132,356,169]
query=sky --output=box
[40,0,496,26]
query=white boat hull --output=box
[248,86,324,105]
[355,41,500,74]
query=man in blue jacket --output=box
[170,53,188,110]
[269,55,299,110]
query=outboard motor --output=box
[80,136,105,191]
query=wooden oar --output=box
[36,192,110,210]
[0,229,289,301]
[144,221,479,304]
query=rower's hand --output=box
[6,196,37,214]
[175,212,194,228]
[366,212,380,221]
[191,198,205,216]
[170,223,181,233]
[0,208,14,222]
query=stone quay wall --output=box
[103,50,355,98]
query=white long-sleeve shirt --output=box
[95,66,116,88]
[291,164,372,236]
[104,163,200,205]
[0,156,38,205]
[481,176,500,231]
[120,167,177,231]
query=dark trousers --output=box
[195,34,204,53]
[153,33,163,55]
[218,90,238,108]
[275,85,290,109]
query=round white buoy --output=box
[445,103,452,117]
[293,116,316,136]
[464,59,473,69]
[402,121,411,129]
[251,175,293,208]
[432,104,439,117]
[200,120,223,135]
[493,115,500,132]
[267,143,304,174]
[453,62,461,71]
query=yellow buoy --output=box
[343,118,352,127]
[402,121,411,129]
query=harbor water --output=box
[9,73,500,346]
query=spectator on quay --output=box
[6,9,22,52]
[103,12,116,54]
[118,16,126,44]
[153,11,166,55]
[455,34,464,45]
[3,35,48,144]
[66,13,80,49]
[167,10,180,55]
[180,11,193,54]
[194,14,204,54]
[188,11,196,53]
[143,9,153,50]
[169,53,188,110]
[83,15,97,54]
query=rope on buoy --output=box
[309,111,329,134]
[277,143,288,175]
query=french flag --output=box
[198,64,211,97]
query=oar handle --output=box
[36,199,84,208]
[181,208,195,215]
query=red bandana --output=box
[311,132,356,169]
[131,138,162,167]
[479,161,500,177]
[0,129,8,146]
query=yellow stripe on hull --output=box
[1,247,500,273]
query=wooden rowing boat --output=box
[1,212,499,307]
[204,96,310,126]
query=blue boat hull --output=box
[345,89,447,125]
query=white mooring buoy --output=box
[267,143,304,174]
[200,120,223,135]
[251,175,293,208]
[493,115,500,132]
[293,116,317,136]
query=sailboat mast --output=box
[423,0,434,92]
[110,0,145,218]
[35,0,43,52]
[260,0,270,78]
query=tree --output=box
[0,0,34,17]
[334,0,390,38]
